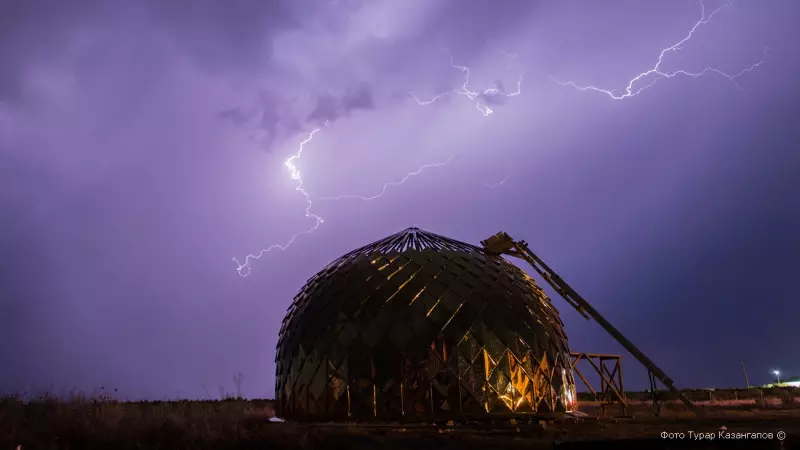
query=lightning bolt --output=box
[234,50,521,276]
[411,48,523,116]
[484,174,511,189]
[554,0,765,100]
[318,156,456,202]
[233,128,324,277]
[233,129,454,277]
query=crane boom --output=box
[481,231,696,413]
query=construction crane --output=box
[481,231,696,413]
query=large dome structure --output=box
[275,227,577,421]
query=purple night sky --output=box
[2,0,798,400]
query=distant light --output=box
[772,370,781,377]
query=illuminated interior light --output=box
[408,286,427,305]
[275,228,576,421]
[425,296,443,317]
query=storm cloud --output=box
[306,84,376,125]
[2,0,798,400]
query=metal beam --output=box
[482,232,696,413]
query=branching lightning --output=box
[318,155,456,202]
[233,0,768,277]
[233,129,324,277]
[484,174,511,189]
[235,50,522,277]
[554,0,765,100]
[411,49,523,116]
[233,129,456,277]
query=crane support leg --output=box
[481,232,696,413]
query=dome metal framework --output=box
[275,227,577,421]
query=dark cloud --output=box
[0,0,298,102]
[306,93,342,125]
[216,108,252,127]
[306,84,377,125]
[219,83,376,151]
[342,83,376,112]
[139,1,297,76]
[217,90,305,151]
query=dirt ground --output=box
[288,409,800,448]
[3,396,799,449]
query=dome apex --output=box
[275,227,576,421]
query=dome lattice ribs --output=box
[275,227,576,421]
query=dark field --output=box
[3,393,800,449]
